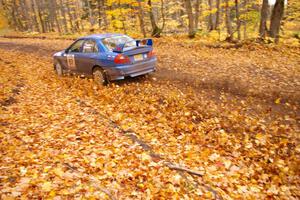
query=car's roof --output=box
[79,33,124,40]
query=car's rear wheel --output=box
[93,67,107,85]
[55,63,63,76]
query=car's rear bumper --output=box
[105,58,157,80]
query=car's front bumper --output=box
[106,58,157,80]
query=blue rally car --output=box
[53,33,157,84]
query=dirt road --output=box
[0,37,299,199]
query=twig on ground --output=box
[166,163,204,177]
[63,163,117,200]
[90,177,117,200]
[78,99,223,199]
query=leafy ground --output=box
[0,37,299,199]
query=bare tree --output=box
[20,0,31,30]
[148,0,161,37]
[160,0,166,32]
[98,0,108,29]
[29,0,40,32]
[73,0,82,32]
[215,0,220,30]
[235,0,241,40]
[59,0,68,33]
[137,0,146,37]
[86,0,95,27]
[270,0,284,43]
[35,0,46,33]
[207,0,214,31]
[66,0,75,32]
[259,0,269,38]
[97,0,102,28]
[11,0,21,30]
[184,0,195,38]
[194,0,200,30]
[225,0,233,41]
[118,0,127,34]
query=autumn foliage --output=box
[0,37,299,199]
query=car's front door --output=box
[64,39,85,72]
[75,39,100,75]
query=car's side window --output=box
[68,40,84,53]
[82,40,98,53]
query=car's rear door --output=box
[75,39,100,75]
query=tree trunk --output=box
[235,0,241,40]
[207,0,214,31]
[118,0,127,34]
[14,0,26,30]
[97,0,102,28]
[35,0,46,33]
[11,1,19,31]
[194,0,200,30]
[24,1,34,31]
[225,0,233,41]
[259,0,269,38]
[160,0,166,31]
[30,0,40,32]
[75,0,84,32]
[270,0,284,42]
[148,0,161,37]
[45,20,51,32]
[177,1,185,29]
[53,0,62,33]
[73,0,81,32]
[215,0,220,30]
[59,0,68,33]
[243,21,247,39]
[20,0,30,30]
[87,0,95,27]
[101,0,108,29]
[137,1,146,37]
[49,0,57,32]
[184,0,195,38]
[96,0,107,30]
[66,0,74,32]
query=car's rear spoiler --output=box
[113,38,153,53]
[136,38,153,46]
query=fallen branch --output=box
[78,100,223,199]
[98,187,117,200]
[90,177,117,200]
[168,163,223,199]
[166,163,204,177]
[63,163,117,200]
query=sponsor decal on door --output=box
[67,54,75,69]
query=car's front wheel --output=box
[93,68,107,85]
[55,63,63,76]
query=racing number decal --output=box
[67,54,76,69]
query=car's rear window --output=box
[101,35,136,51]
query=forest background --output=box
[0,0,299,45]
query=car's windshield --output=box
[101,35,136,51]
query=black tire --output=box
[55,63,63,76]
[93,67,107,85]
